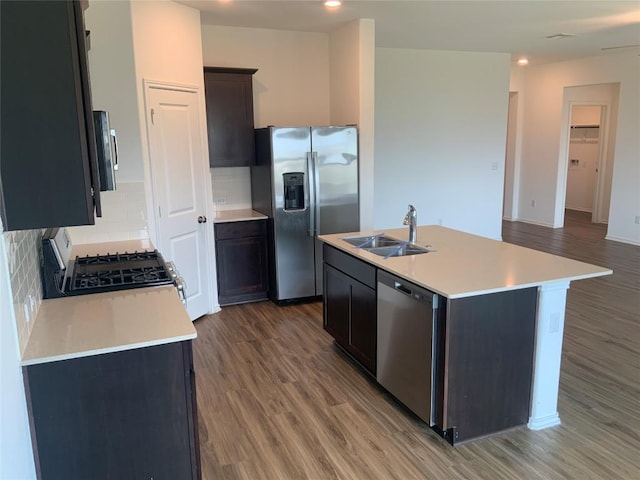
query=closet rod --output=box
[570,124,599,129]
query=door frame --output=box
[141,78,219,315]
[557,99,612,227]
[503,91,521,222]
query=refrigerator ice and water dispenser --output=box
[283,172,305,211]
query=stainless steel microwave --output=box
[92,110,118,191]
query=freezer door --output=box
[271,127,316,300]
[311,126,359,294]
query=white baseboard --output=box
[528,413,561,431]
[605,235,640,246]
[514,218,555,228]
[565,206,592,213]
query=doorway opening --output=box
[565,105,605,223]
[557,83,620,231]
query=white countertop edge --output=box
[213,209,268,223]
[444,270,612,299]
[21,333,197,367]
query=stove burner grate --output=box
[69,250,172,293]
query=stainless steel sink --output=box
[342,234,405,248]
[367,244,431,258]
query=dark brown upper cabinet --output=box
[204,67,258,168]
[0,0,102,231]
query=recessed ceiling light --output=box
[324,0,342,8]
[545,33,576,40]
[517,57,529,66]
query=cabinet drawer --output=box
[323,244,376,289]
[215,219,265,240]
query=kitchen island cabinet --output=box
[0,0,101,231]
[433,288,537,444]
[204,67,257,167]
[214,218,268,305]
[320,226,612,444]
[323,245,376,374]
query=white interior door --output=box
[145,84,212,320]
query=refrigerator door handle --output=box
[311,151,320,236]
[307,152,316,237]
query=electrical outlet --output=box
[491,162,499,171]
[437,218,443,226]
[215,198,227,205]
[635,216,640,225]
[531,200,536,207]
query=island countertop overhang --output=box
[319,225,612,298]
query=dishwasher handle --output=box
[378,270,437,308]
[394,281,412,296]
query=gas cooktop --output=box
[41,229,177,299]
[70,250,172,294]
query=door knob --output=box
[197,215,207,224]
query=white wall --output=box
[329,19,376,230]
[375,48,511,239]
[566,139,599,212]
[68,1,149,245]
[572,105,601,125]
[0,227,36,478]
[513,52,639,244]
[85,0,143,183]
[201,25,330,127]
[128,0,212,240]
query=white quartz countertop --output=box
[320,226,612,299]
[213,209,267,223]
[22,285,195,366]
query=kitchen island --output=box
[320,225,611,444]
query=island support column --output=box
[528,281,570,430]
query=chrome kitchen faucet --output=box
[403,205,417,244]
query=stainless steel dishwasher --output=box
[376,270,438,425]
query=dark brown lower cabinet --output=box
[23,341,200,480]
[433,288,538,444]
[215,220,268,305]
[323,245,376,374]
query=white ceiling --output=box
[177,0,640,65]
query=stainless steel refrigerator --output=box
[251,126,359,301]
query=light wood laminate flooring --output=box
[193,210,639,479]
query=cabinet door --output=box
[24,342,199,479]
[214,220,268,305]
[204,67,257,167]
[323,263,350,347]
[349,280,376,373]
[0,0,101,230]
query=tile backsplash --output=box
[66,182,149,245]
[211,167,252,211]
[3,229,43,353]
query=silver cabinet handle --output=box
[110,128,119,171]
[197,215,207,224]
